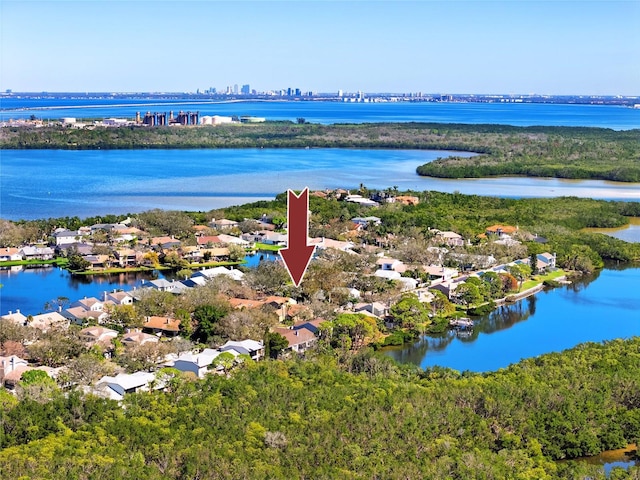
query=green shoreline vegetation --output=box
[0,338,638,478]
[1,122,639,182]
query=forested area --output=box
[2,122,639,181]
[0,338,638,479]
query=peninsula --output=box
[2,122,639,182]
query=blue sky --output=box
[1,1,638,95]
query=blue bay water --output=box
[2,148,639,221]
[2,98,639,130]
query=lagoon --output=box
[2,148,639,221]
[383,266,640,372]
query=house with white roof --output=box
[95,371,161,400]
[220,339,264,360]
[171,348,222,378]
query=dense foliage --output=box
[0,338,638,478]
[2,122,639,181]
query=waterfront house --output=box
[20,246,55,260]
[536,252,557,272]
[0,247,23,262]
[114,248,139,267]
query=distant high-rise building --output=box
[241,84,250,95]
[338,89,343,97]
[287,87,293,96]
[233,84,239,94]
[294,88,301,96]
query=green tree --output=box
[390,293,430,329]
[192,303,229,344]
[264,332,289,359]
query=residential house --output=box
[171,348,222,378]
[121,331,159,347]
[485,224,518,238]
[63,306,109,325]
[217,234,249,246]
[84,254,110,270]
[95,372,160,400]
[434,230,465,247]
[150,236,181,249]
[143,316,181,337]
[103,290,134,306]
[220,339,264,360]
[274,327,317,354]
[78,326,118,345]
[244,231,287,246]
[310,237,355,253]
[114,248,139,267]
[192,266,244,282]
[71,297,105,312]
[52,229,83,246]
[375,257,405,272]
[423,265,459,284]
[0,247,23,262]
[29,312,69,332]
[0,355,29,386]
[209,218,239,231]
[536,252,557,272]
[56,242,94,256]
[140,278,179,292]
[351,216,382,228]
[395,195,420,206]
[292,318,326,335]
[1,310,27,326]
[345,195,379,207]
[196,235,223,247]
[354,302,388,318]
[20,246,55,260]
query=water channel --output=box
[383,265,640,373]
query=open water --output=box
[2,98,639,130]
[384,266,640,373]
[2,148,639,221]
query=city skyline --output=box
[1,1,638,96]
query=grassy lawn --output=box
[0,258,68,267]
[254,242,283,252]
[520,269,566,291]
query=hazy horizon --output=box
[1,1,639,96]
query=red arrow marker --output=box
[280,188,315,287]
